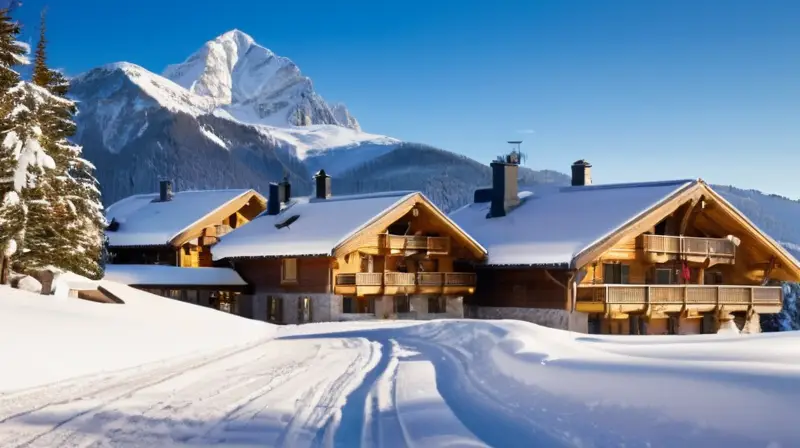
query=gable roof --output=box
[450,178,800,277]
[212,191,487,261]
[105,189,265,248]
[449,179,698,267]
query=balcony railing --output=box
[642,234,736,258]
[576,284,782,314]
[335,272,476,291]
[336,273,383,286]
[361,234,451,254]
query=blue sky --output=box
[9,0,800,198]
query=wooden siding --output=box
[234,257,332,293]
[468,268,568,309]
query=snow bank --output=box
[405,320,800,446]
[0,282,273,392]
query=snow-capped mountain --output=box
[68,29,566,206]
[67,29,800,266]
[162,29,359,131]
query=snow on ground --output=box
[0,288,798,447]
[0,283,271,391]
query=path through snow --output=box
[2,320,796,447]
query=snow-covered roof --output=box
[212,191,417,260]
[105,189,258,247]
[449,180,696,267]
[103,264,247,287]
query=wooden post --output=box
[0,255,9,285]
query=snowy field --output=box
[0,285,798,447]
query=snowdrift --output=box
[0,282,274,391]
[401,320,800,446]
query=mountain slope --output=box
[163,29,358,130]
[334,143,570,212]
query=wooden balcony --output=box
[335,272,476,296]
[641,234,736,265]
[359,234,451,255]
[576,284,782,318]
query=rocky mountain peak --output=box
[161,29,357,130]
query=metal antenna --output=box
[506,140,526,165]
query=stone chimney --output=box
[278,176,291,203]
[159,180,173,202]
[266,183,280,215]
[314,169,331,199]
[571,160,592,186]
[489,155,520,218]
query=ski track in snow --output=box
[0,328,551,448]
[2,324,775,448]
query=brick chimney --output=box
[571,160,592,186]
[314,169,331,199]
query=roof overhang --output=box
[332,192,488,259]
[568,180,800,280]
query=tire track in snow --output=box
[402,336,575,448]
[0,337,273,425]
[0,337,276,448]
[280,337,379,448]
[360,339,403,448]
[74,342,321,447]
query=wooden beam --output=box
[0,255,8,285]
[679,197,700,235]
[544,269,567,290]
[762,256,777,286]
[170,191,267,247]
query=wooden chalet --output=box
[213,171,487,324]
[103,181,266,312]
[450,158,800,335]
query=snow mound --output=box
[0,282,273,391]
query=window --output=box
[298,296,312,323]
[428,296,446,314]
[395,296,411,314]
[342,297,375,314]
[168,289,182,300]
[185,290,198,304]
[281,258,298,283]
[343,297,354,313]
[655,268,673,285]
[267,296,283,323]
[603,263,629,284]
[704,271,723,285]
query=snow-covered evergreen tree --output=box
[30,11,106,279]
[0,7,30,264]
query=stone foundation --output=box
[465,306,588,332]
[242,293,463,324]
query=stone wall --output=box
[465,306,588,333]
[244,293,342,324]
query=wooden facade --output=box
[230,193,486,323]
[109,191,266,268]
[106,190,266,313]
[465,181,800,335]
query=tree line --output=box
[0,5,105,282]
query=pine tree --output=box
[31,10,106,279]
[0,7,30,267]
